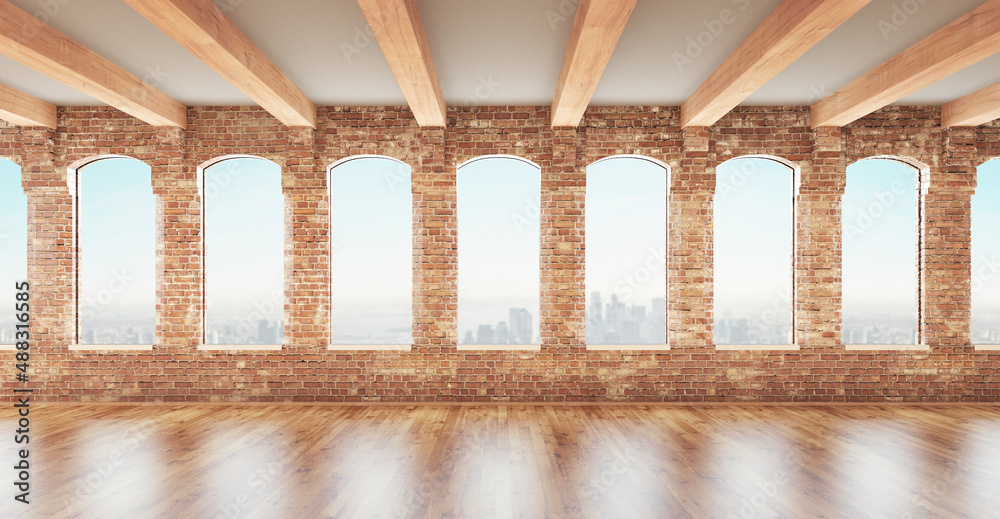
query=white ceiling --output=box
[0,0,997,109]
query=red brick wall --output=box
[0,104,996,402]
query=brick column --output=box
[413,127,451,351]
[22,126,73,376]
[151,126,200,349]
[670,126,713,347]
[923,127,976,350]
[283,126,323,349]
[541,127,581,351]
[798,127,847,348]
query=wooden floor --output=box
[1,404,998,518]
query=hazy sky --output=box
[204,158,284,325]
[0,159,27,343]
[842,158,918,322]
[78,158,156,331]
[329,156,412,343]
[972,159,1000,337]
[714,157,793,326]
[457,157,540,341]
[585,156,667,313]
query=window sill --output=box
[587,344,670,351]
[0,344,16,351]
[844,344,929,351]
[328,344,411,351]
[974,344,1000,351]
[69,344,153,351]
[198,344,282,351]
[715,344,798,351]
[457,344,541,351]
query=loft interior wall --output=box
[0,104,995,402]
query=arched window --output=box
[73,157,155,348]
[201,157,284,348]
[972,159,1000,347]
[457,156,540,349]
[842,157,920,347]
[585,155,667,348]
[0,159,27,347]
[328,156,412,348]
[714,156,797,347]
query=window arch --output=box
[585,155,668,348]
[842,156,922,347]
[328,155,413,348]
[0,159,27,347]
[713,155,798,347]
[457,155,540,349]
[71,156,156,348]
[972,159,1000,347]
[200,156,284,348]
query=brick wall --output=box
[0,104,997,402]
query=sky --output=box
[713,157,794,330]
[329,156,412,344]
[204,158,284,326]
[77,158,156,334]
[585,156,667,316]
[0,159,27,343]
[842,158,918,323]
[457,157,541,342]
[972,159,1000,339]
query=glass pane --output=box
[0,160,27,345]
[714,157,794,345]
[842,159,918,345]
[972,160,1000,344]
[585,157,667,345]
[204,158,284,345]
[79,159,156,345]
[457,157,540,346]
[330,157,412,345]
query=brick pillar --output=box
[670,126,713,347]
[541,127,582,351]
[151,126,200,349]
[283,126,323,349]
[22,126,73,381]
[414,127,451,350]
[924,127,976,350]
[798,127,847,348]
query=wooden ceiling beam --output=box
[682,0,870,128]
[0,82,57,128]
[941,81,1000,127]
[124,0,316,128]
[812,0,1000,128]
[357,0,446,127]
[0,0,186,127]
[551,0,637,128]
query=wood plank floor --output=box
[1,404,998,518]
